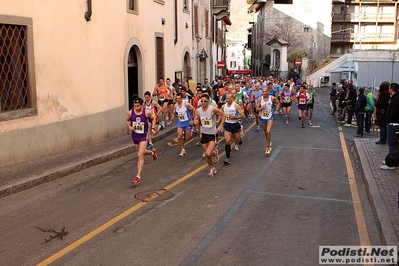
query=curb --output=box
[0,127,177,199]
[353,139,398,246]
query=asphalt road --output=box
[0,87,382,266]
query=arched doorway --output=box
[128,46,139,110]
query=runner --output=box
[126,97,158,186]
[280,84,295,125]
[296,85,311,128]
[306,84,320,126]
[256,86,280,155]
[253,82,263,132]
[169,93,196,156]
[193,94,226,176]
[144,91,162,150]
[152,77,170,129]
[222,92,245,165]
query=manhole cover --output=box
[135,189,174,202]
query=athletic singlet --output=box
[307,90,315,104]
[130,109,148,135]
[281,90,293,103]
[297,92,309,105]
[260,96,273,120]
[145,101,157,115]
[158,86,168,101]
[254,90,262,101]
[197,106,217,135]
[175,102,190,122]
[236,91,244,104]
[223,103,238,124]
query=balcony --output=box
[353,32,396,43]
[352,13,396,23]
[332,13,352,22]
[331,32,353,43]
[213,0,230,15]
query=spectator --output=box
[329,82,338,115]
[375,83,390,144]
[364,87,375,134]
[353,88,367,137]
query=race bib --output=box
[285,96,291,102]
[261,110,272,119]
[178,112,188,121]
[159,94,165,101]
[132,122,145,134]
[201,117,213,128]
[299,98,306,104]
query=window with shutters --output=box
[156,37,164,80]
[194,5,199,37]
[0,15,37,120]
[205,9,209,38]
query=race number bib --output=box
[201,117,213,128]
[178,112,188,121]
[299,98,306,104]
[285,96,291,102]
[261,110,272,119]
[132,122,145,134]
[159,94,165,101]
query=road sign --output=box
[295,59,301,67]
[217,61,225,69]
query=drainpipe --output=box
[85,0,92,21]
[174,0,178,44]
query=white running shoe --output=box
[208,167,217,177]
[179,149,186,156]
[234,144,239,151]
[380,165,395,170]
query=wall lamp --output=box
[85,0,92,21]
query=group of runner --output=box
[126,76,320,185]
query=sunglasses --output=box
[201,100,209,103]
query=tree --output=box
[288,51,306,62]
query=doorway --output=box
[128,46,139,110]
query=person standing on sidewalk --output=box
[380,83,399,170]
[329,82,338,115]
[364,87,375,135]
[343,84,357,127]
[126,97,158,186]
[353,88,367,137]
[375,83,390,145]
[194,93,226,177]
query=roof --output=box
[266,38,290,45]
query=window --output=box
[183,0,189,11]
[205,9,209,38]
[127,0,138,14]
[156,36,164,79]
[0,15,37,120]
[230,61,236,68]
[232,52,236,57]
[194,5,199,37]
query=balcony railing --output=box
[331,33,352,43]
[353,33,395,43]
[213,0,229,7]
[333,12,396,22]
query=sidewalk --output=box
[0,122,177,199]
[354,138,399,246]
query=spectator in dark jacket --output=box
[344,84,357,126]
[375,83,390,144]
[353,88,367,137]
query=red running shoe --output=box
[152,149,157,161]
[131,176,140,185]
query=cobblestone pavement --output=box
[354,138,399,246]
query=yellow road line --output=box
[338,128,371,247]
[38,122,256,265]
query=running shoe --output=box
[238,137,243,145]
[212,148,219,164]
[256,125,260,132]
[265,146,272,155]
[202,152,205,158]
[146,143,153,150]
[131,176,140,185]
[353,133,363,137]
[224,158,231,165]
[208,168,218,177]
[179,149,186,156]
[343,123,351,127]
[234,144,239,151]
[197,141,202,146]
[286,120,289,125]
[302,124,305,128]
[380,165,395,170]
[308,121,312,126]
[151,149,158,161]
